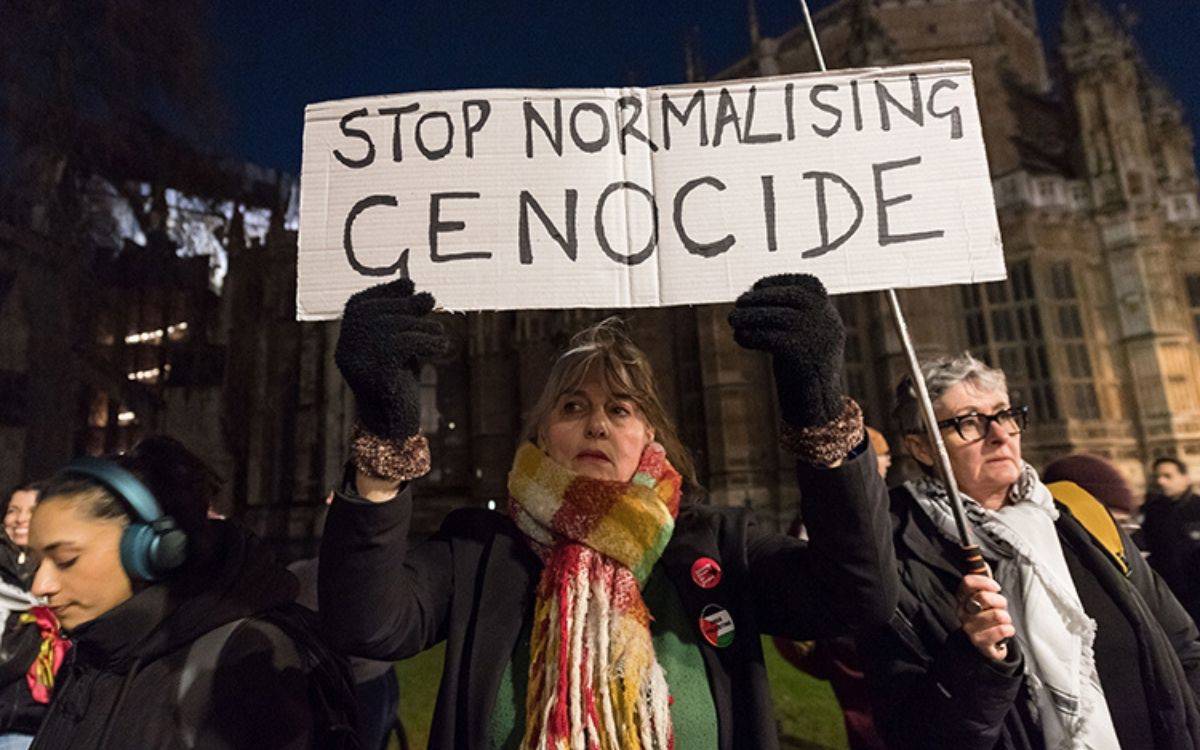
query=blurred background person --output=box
[867,427,892,480]
[0,484,54,750]
[1143,457,1200,624]
[1042,453,1145,551]
[0,485,38,588]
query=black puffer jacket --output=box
[31,521,349,749]
[0,537,45,735]
[0,540,36,591]
[859,486,1200,750]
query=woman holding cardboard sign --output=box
[318,274,897,749]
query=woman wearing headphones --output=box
[25,436,356,749]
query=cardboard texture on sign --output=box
[297,61,1004,319]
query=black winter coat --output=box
[30,522,328,749]
[319,446,898,750]
[859,486,1200,750]
[0,539,44,736]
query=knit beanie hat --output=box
[1043,453,1136,514]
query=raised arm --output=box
[318,279,453,660]
[729,274,898,635]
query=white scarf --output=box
[906,464,1121,750]
[0,580,37,640]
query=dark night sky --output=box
[211,0,1200,176]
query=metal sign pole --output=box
[797,1,985,573]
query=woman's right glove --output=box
[334,279,448,479]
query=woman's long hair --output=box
[522,317,699,489]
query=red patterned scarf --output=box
[508,441,682,750]
[20,606,70,704]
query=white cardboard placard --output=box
[297,61,1003,318]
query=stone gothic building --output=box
[408,0,1200,532]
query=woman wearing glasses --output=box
[859,353,1200,750]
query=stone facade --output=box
[705,0,1200,491]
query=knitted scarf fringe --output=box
[509,443,679,750]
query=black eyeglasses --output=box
[936,405,1029,443]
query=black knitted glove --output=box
[334,279,448,440]
[728,274,846,428]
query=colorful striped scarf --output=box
[507,441,682,750]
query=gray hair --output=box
[894,352,1008,434]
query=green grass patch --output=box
[389,637,847,749]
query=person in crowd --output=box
[0,484,52,750]
[1043,453,1146,551]
[319,275,897,749]
[859,352,1200,750]
[774,426,893,750]
[1,484,38,588]
[867,427,892,480]
[1143,456,1200,623]
[27,436,358,749]
[291,554,402,750]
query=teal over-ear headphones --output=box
[59,457,188,581]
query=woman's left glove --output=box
[727,273,847,428]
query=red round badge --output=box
[690,557,722,589]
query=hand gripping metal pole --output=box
[797,0,986,575]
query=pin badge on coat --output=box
[699,604,735,648]
[691,557,722,589]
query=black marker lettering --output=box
[712,88,743,147]
[429,192,491,261]
[927,79,963,140]
[761,175,778,252]
[333,108,375,169]
[569,102,611,154]
[595,182,658,266]
[661,90,708,150]
[809,84,843,138]
[743,86,782,144]
[673,177,734,258]
[415,111,454,160]
[617,96,659,154]
[785,83,796,141]
[343,195,406,275]
[524,99,564,158]
[873,156,945,245]
[519,190,578,264]
[876,73,924,131]
[463,100,491,157]
[379,103,420,162]
[802,171,863,258]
